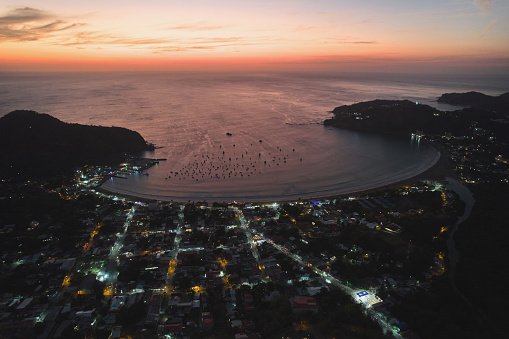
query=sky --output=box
[0,0,508,73]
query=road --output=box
[164,205,185,294]
[265,236,401,337]
[101,205,137,296]
[234,207,268,281]
[109,205,136,260]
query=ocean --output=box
[1,71,507,202]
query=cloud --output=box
[0,7,50,24]
[0,7,268,54]
[293,25,321,32]
[357,19,376,25]
[55,30,273,54]
[0,7,307,55]
[0,7,83,42]
[330,36,377,44]
[485,18,496,31]
[165,22,231,32]
[149,36,275,53]
[349,41,377,44]
[56,31,172,46]
[479,18,496,38]
[473,0,493,13]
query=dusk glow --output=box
[1,0,508,73]
[1,2,509,338]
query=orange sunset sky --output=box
[1,0,508,73]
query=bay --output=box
[1,71,507,202]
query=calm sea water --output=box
[1,71,507,202]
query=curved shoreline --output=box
[343,139,456,197]
[99,139,448,204]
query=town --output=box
[0,166,469,339]
[1,115,507,339]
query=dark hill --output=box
[324,94,507,138]
[324,100,470,135]
[0,110,154,177]
[437,91,509,112]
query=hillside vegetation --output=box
[0,110,154,177]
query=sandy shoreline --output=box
[97,139,453,204]
[340,139,456,197]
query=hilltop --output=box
[0,110,155,177]
[437,91,509,111]
[324,92,509,139]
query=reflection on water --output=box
[1,71,503,201]
[101,125,439,202]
